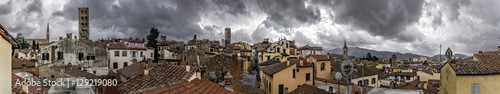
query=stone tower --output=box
[224,28,231,45]
[343,40,348,60]
[46,22,50,42]
[445,48,453,61]
[78,7,89,40]
[391,54,397,67]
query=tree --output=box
[146,27,160,61]
[31,40,36,50]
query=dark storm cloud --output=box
[53,0,212,40]
[465,0,500,25]
[212,0,248,15]
[0,0,12,15]
[437,0,471,21]
[52,0,260,40]
[257,0,321,28]
[314,0,425,42]
[431,12,443,29]
[25,0,43,15]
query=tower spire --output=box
[343,40,348,60]
[46,22,50,42]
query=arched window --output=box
[321,63,325,70]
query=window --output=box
[297,68,300,72]
[78,53,84,60]
[114,51,119,57]
[124,62,128,67]
[122,51,127,57]
[321,63,325,70]
[306,73,311,81]
[472,83,480,94]
[113,62,118,69]
[132,51,136,57]
[278,84,284,94]
[86,56,95,60]
[293,69,296,78]
[140,51,143,57]
[269,82,271,92]
[42,53,49,60]
[358,81,362,86]
[364,79,369,86]
[406,76,410,80]
[51,75,54,78]
[372,78,376,84]
[151,53,153,57]
[57,52,63,60]
[283,49,286,53]
[329,86,333,92]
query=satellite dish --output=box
[335,72,342,80]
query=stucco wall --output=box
[455,74,500,94]
[260,64,314,94]
[0,37,12,93]
[440,63,457,94]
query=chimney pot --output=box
[186,65,191,72]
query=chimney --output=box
[66,33,72,39]
[140,61,150,75]
[160,35,167,41]
[224,72,233,85]
[497,46,500,54]
[186,65,191,72]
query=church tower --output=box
[343,40,348,60]
[78,7,89,40]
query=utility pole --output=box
[440,45,442,63]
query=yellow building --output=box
[260,59,314,94]
[306,55,332,80]
[440,48,500,94]
[0,24,19,93]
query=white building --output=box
[107,42,154,72]
[297,45,323,58]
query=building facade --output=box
[107,42,154,72]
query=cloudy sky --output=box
[1,0,499,56]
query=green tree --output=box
[31,40,36,50]
[146,27,160,61]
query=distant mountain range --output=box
[323,47,469,59]
[430,54,470,60]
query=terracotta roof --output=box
[389,72,417,77]
[144,78,236,94]
[316,77,353,85]
[12,73,43,94]
[308,55,331,61]
[0,24,19,48]
[103,86,120,94]
[260,60,313,75]
[12,58,35,69]
[452,53,500,75]
[260,62,289,75]
[117,64,199,93]
[117,62,142,79]
[49,66,99,79]
[289,84,336,94]
[352,65,380,79]
[297,45,322,51]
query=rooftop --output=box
[117,64,199,93]
[289,84,336,94]
[144,79,237,94]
